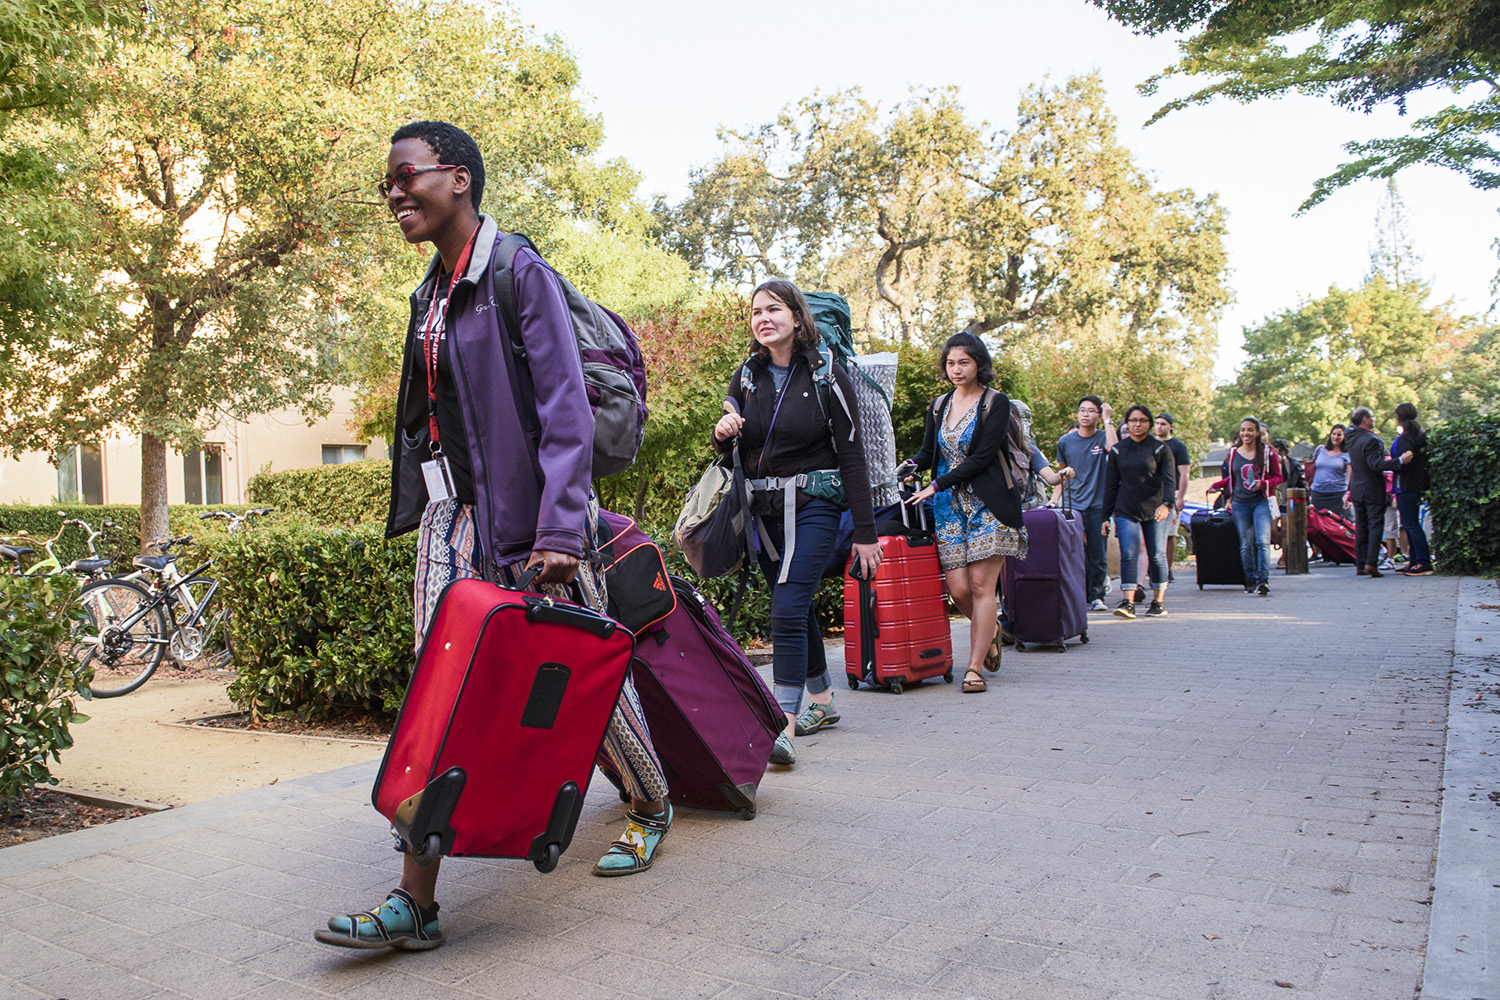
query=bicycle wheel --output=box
[171,579,232,668]
[75,578,168,697]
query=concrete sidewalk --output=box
[1,563,1492,1000]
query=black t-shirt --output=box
[1163,436,1190,482]
[416,279,477,504]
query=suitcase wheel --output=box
[1014,640,1026,652]
[1079,631,1089,644]
[1197,583,1203,589]
[847,674,859,690]
[943,670,953,684]
[534,843,561,874]
[1053,643,1067,653]
[413,833,443,868]
[888,680,904,695]
[617,788,630,804]
[738,807,754,821]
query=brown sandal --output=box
[961,669,987,693]
[983,638,1002,672]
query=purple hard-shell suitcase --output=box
[601,575,784,818]
[1001,492,1088,652]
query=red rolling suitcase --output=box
[599,575,785,818]
[373,577,634,872]
[1002,493,1088,652]
[843,493,953,694]
[1307,506,1358,564]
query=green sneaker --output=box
[794,701,840,736]
[593,804,672,877]
[315,887,442,951]
[769,732,796,765]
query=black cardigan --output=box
[906,387,1024,529]
[713,348,877,545]
[1101,436,1176,522]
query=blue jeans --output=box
[1231,497,1273,587]
[1396,491,1430,566]
[1114,516,1169,592]
[1080,507,1108,603]
[755,499,840,715]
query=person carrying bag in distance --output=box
[713,280,880,768]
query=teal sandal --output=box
[593,804,672,877]
[315,887,442,951]
[794,700,840,736]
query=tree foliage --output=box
[1091,0,1500,207]
[0,0,686,544]
[657,76,1230,371]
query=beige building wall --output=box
[0,387,386,506]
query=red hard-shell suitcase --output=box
[599,575,784,818]
[1002,498,1088,652]
[372,577,634,872]
[843,497,953,694]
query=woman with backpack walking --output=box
[1100,405,1176,618]
[1391,402,1434,576]
[904,333,1026,694]
[712,280,880,767]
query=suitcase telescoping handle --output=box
[894,461,932,536]
[857,573,877,684]
[512,565,619,639]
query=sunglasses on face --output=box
[378,164,458,198]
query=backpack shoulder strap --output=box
[493,232,541,356]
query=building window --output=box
[322,445,366,465]
[57,443,104,505]
[183,444,225,504]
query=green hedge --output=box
[248,460,391,523]
[0,577,90,800]
[1428,415,1500,576]
[0,504,253,572]
[205,520,417,719]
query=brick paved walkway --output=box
[0,563,1486,999]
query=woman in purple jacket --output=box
[318,121,671,953]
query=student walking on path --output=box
[1101,405,1176,618]
[712,281,880,765]
[1055,395,1118,611]
[317,121,672,952]
[905,333,1026,693]
[1211,417,1284,596]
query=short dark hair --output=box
[390,120,485,211]
[1324,423,1345,449]
[939,332,994,385]
[1349,406,1374,427]
[1123,404,1153,425]
[1078,395,1103,414]
[749,280,822,357]
[1156,412,1173,425]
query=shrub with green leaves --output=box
[206,520,417,719]
[0,577,91,801]
[0,503,251,570]
[247,461,392,524]
[1428,415,1500,576]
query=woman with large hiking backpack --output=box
[711,280,881,767]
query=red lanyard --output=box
[421,225,479,452]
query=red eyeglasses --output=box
[378,164,458,198]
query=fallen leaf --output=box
[1274,981,1294,988]
[1202,933,1220,941]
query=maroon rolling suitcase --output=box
[843,493,953,694]
[599,575,784,818]
[373,577,633,871]
[1307,506,1358,564]
[1001,487,1088,652]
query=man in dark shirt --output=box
[1343,406,1411,577]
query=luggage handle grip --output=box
[524,597,618,639]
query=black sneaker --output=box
[1256,583,1270,596]
[1112,599,1136,619]
[1144,601,1167,617]
[1244,584,1256,595]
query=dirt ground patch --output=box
[0,787,148,848]
[189,710,391,742]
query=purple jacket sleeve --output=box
[512,250,593,558]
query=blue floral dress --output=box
[933,404,1028,571]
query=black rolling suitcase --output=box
[1190,509,1245,588]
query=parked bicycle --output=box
[1,515,119,583]
[70,508,271,698]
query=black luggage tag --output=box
[520,663,570,729]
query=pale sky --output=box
[510,0,1496,383]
